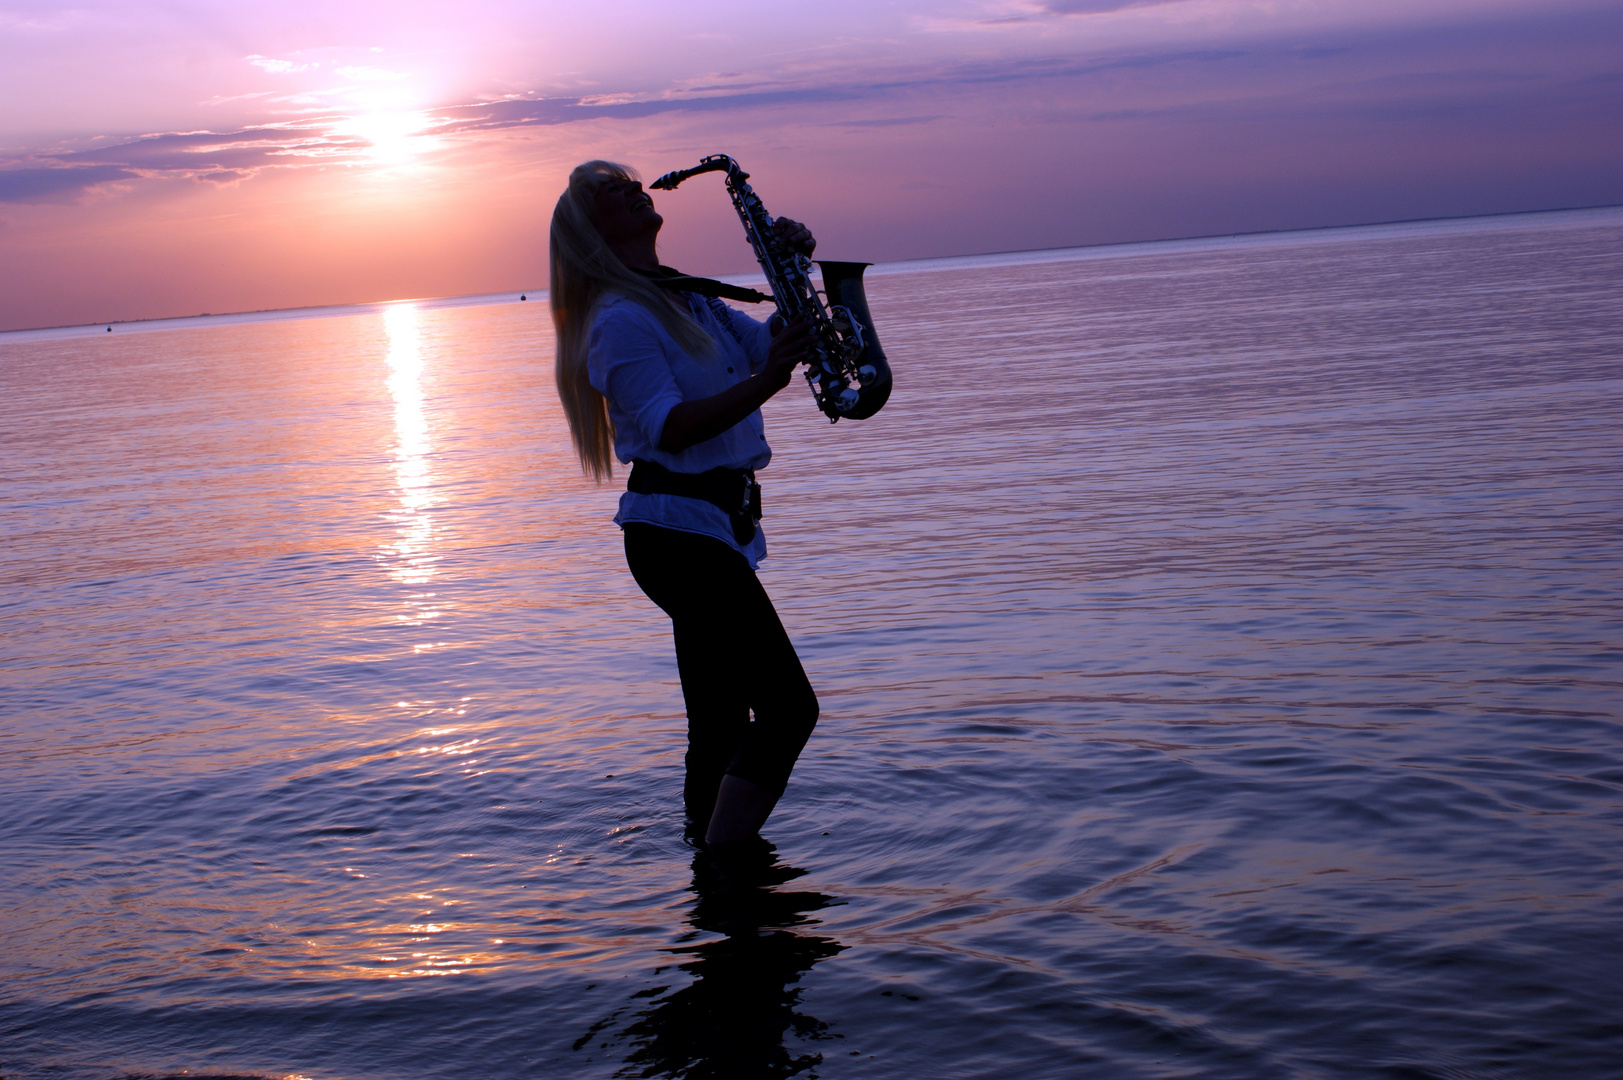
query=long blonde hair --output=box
[550,160,713,480]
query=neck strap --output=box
[635,265,772,305]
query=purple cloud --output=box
[979,0,1182,22]
[0,124,366,203]
[1038,0,1181,13]
[0,164,139,203]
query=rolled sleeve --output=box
[587,304,685,448]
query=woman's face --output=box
[588,176,662,245]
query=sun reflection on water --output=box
[382,304,438,588]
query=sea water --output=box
[3,208,1621,1079]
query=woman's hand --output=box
[763,315,814,389]
[771,217,816,257]
[656,316,816,453]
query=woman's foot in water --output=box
[704,774,779,846]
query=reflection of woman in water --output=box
[550,160,820,847]
[574,851,846,1075]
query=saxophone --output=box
[650,155,893,422]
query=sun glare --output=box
[340,111,437,166]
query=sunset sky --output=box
[2,0,1619,331]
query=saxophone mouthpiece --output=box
[649,170,683,191]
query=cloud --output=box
[0,164,139,203]
[428,86,859,135]
[417,45,1258,139]
[0,124,363,203]
[0,79,887,203]
[246,55,313,74]
[196,168,252,186]
[829,115,944,128]
[1036,0,1182,13]
[962,0,1184,25]
[4,4,1617,207]
[62,127,324,169]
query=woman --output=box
[550,160,821,848]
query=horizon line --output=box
[5,201,1619,338]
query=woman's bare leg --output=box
[705,774,779,845]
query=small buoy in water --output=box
[106,326,112,332]
[520,294,527,301]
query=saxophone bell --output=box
[815,261,892,422]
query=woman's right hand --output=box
[657,315,818,452]
[763,315,815,390]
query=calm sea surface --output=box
[3,209,1621,1080]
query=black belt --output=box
[628,460,762,545]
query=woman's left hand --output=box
[772,217,816,256]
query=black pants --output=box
[623,523,819,827]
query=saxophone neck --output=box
[649,154,743,191]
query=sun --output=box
[339,111,438,166]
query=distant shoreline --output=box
[4,202,1619,341]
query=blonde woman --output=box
[550,160,820,848]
